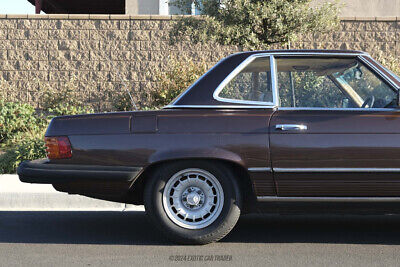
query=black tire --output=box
[144,160,242,245]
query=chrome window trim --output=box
[380,64,400,84]
[274,167,400,172]
[163,105,277,109]
[268,52,365,57]
[272,54,400,110]
[257,196,400,202]
[211,52,363,107]
[248,167,272,172]
[359,55,400,90]
[167,51,400,109]
[270,55,279,107]
[213,54,276,106]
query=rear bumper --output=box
[17,159,143,184]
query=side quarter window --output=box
[217,56,273,104]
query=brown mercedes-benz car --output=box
[18,50,400,244]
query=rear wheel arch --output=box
[128,158,256,213]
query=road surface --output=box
[0,211,400,266]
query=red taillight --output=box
[45,136,72,159]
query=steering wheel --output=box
[361,96,375,108]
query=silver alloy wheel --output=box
[162,168,224,230]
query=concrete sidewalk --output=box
[0,175,144,211]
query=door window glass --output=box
[276,57,396,108]
[278,71,346,108]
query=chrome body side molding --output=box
[248,167,400,173]
[257,196,400,202]
[248,167,272,172]
[274,168,400,173]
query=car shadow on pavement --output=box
[1,211,400,245]
[227,214,400,245]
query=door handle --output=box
[275,124,308,131]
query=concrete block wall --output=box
[0,14,398,110]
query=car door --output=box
[269,55,400,197]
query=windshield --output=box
[333,62,396,108]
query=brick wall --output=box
[0,14,398,110]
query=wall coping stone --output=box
[0,14,396,21]
[68,14,90,19]
[5,14,29,19]
[89,14,110,20]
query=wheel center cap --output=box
[186,192,201,206]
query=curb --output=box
[0,175,144,211]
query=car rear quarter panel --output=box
[49,109,276,197]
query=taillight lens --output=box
[45,136,72,159]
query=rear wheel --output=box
[144,161,242,244]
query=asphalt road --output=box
[1,211,400,266]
